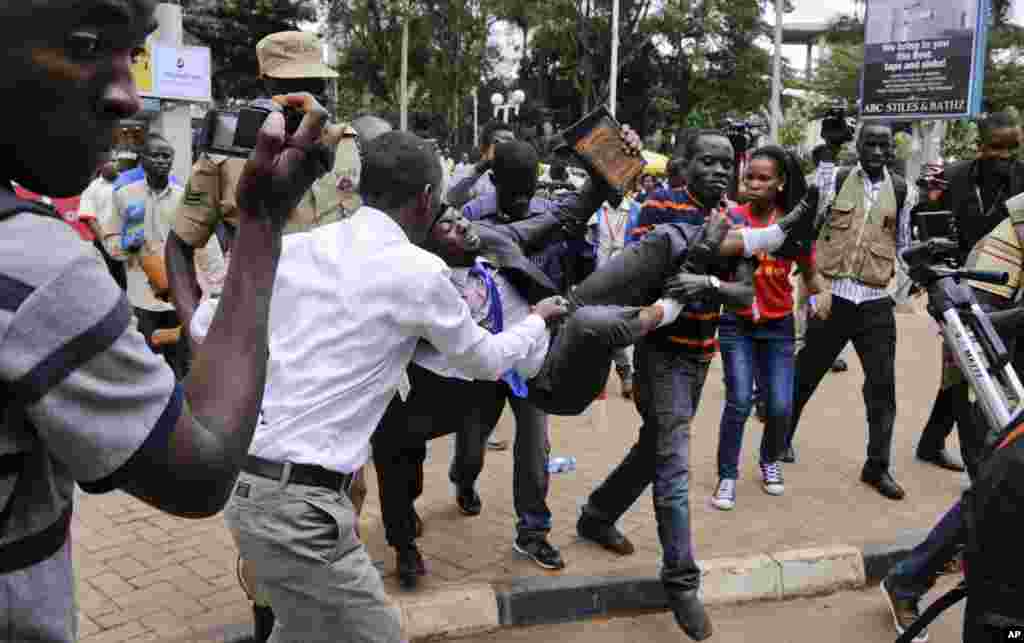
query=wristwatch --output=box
[707,276,721,290]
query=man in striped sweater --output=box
[571,130,756,641]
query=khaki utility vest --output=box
[816,170,899,289]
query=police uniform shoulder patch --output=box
[183,182,206,207]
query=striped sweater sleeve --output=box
[0,216,181,486]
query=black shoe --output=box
[780,445,796,463]
[252,604,275,643]
[831,357,848,372]
[916,448,965,472]
[397,545,427,590]
[513,535,566,570]
[861,467,906,500]
[576,513,636,556]
[456,486,482,516]
[669,590,713,641]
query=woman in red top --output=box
[711,145,821,511]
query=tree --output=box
[181,0,317,100]
[320,0,495,142]
[505,0,778,138]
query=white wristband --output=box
[654,298,684,328]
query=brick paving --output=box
[71,310,969,642]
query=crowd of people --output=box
[2,3,1024,643]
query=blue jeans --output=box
[887,500,965,600]
[583,342,709,594]
[717,314,795,479]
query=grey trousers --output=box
[224,472,401,643]
[0,540,76,643]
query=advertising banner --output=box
[131,36,212,103]
[860,0,990,120]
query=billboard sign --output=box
[131,35,212,103]
[860,0,991,120]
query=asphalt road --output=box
[478,577,967,643]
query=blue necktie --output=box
[469,258,529,398]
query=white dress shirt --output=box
[250,206,549,474]
[78,176,116,232]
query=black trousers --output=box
[134,308,189,380]
[372,364,503,549]
[373,305,650,548]
[93,238,127,291]
[787,295,897,472]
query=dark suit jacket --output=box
[473,207,589,305]
[944,159,1024,258]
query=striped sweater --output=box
[625,187,746,359]
[0,205,181,560]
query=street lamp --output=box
[491,90,526,123]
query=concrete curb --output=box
[222,534,932,642]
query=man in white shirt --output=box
[222,131,569,643]
[105,134,191,377]
[79,152,127,289]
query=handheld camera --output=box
[199,99,304,158]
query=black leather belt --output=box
[243,455,353,493]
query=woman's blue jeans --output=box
[717,313,795,480]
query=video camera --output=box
[199,98,305,158]
[721,118,760,154]
[818,103,855,147]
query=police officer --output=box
[167,31,361,337]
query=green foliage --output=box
[943,119,979,161]
[320,0,495,143]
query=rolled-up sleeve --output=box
[415,268,548,381]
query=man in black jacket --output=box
[917,112,1023,473]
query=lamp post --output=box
[491,90,526,124]
[769,0,783,142]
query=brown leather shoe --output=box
[861,468,906,500]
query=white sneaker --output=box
[761,462,785,495]
[711,478,736,510]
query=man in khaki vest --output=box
[786,123,915,501]
[165,31,362,643]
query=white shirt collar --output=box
[856,163,889,186]
[352,205,411,244]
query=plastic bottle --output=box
[547,456,577,473]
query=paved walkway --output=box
[71,310,970,642]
